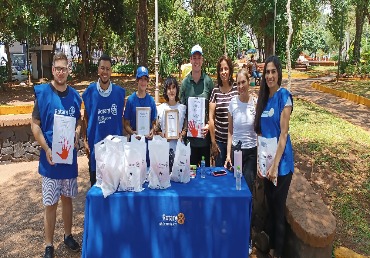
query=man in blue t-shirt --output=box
[82,54,126,186]
[31,52,81,258]
[124,66,157,165]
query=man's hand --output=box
[201,124,209,138]
[46,148,55,165]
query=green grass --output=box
[306,66,337,77]
[325,80,370,99]
[290,99,370,255]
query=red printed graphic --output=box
[188,120,199,137]
[56,138,71,160]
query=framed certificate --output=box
[165,109,179,139]
[136,107,151,136]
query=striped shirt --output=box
[210,84,238,143]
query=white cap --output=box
[191,44,203,56]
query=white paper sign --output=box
[187,97,205,138]
[257,136,278,177]
[52,114,76,164]
[136,107,151,136]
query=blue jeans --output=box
[215,141,227,167]
[252,71,261,79]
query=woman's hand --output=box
[211,142,220,158]
[266,163,278,185]
[224,157,232,169]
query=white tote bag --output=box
[170,140,191,183]
[148,136,171,189]
[101,136,125,197]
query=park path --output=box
[287,77,370,132]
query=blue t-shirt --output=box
[124,92,157,131]
[34,83,82,179]
[260,87,294,176]
[82,82,126,171]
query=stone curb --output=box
[311,82,370,107]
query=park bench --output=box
[294,62,308,71]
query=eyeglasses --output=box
[54,66,68,73]
[237,80,247,85]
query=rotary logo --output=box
[159,212,186,227]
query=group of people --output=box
[32,44,294,258]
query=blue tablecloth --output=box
[82,167,252,258]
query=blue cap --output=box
[136,66,149,79]
[191,44,203,56]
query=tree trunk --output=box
[286,0,293,91]
[5,42,12,82]
[77,2,96,76]
[136,0,148,67]
[262,12,275,58]
[353,0,369,63]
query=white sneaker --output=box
[249,240,253,255]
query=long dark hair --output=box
[216,55,234,87]
[254,56,283,134]
[163,77,179,102]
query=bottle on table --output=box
[200,156,206,178]
[236,165,241,190]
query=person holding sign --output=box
[124,66,157,165]
[82,54,126,187]
[254,56,294,258]
[155,77,187,171]
[180,44,214,167]
[31,52,82,258]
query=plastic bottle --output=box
[236,166,241,190]
[200,156,206,178]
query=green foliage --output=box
[159,52,178,79]
[72,62,98,76]
[112,64,135,75]
[206,67,217,75]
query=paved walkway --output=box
[287,77,370,132]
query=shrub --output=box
[112,64,134,74]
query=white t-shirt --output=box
[228,96,258,149]
[156,102,186,151]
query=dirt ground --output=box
[0,76,369,257]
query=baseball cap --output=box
[191,44,203,56]
[136,66,149,79]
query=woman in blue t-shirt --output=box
[254,56,294,258]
